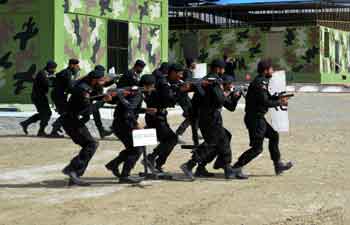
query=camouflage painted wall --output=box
[170,26,320,83]
[61,0,165,75]
[63,0,162,22]
[0,0,53,103]
[129,22,161,73]
[63,14,107,75]
[320,26,350,84]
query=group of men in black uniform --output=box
[20,57,293,186]
[20,59,112,139]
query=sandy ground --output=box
[0,93,349,225]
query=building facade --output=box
[0,0,168,103]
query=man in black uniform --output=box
[224,55,236,80]
[117,59,146,88]
[152,62,168,83]
[50,59,80,137]
[62,69,111,186]
[19,61,57,136]
[175,58,200,145]
[144,64,187,173]
[232,59,293,179]
[180,68,241,180]
[88,65,113,139]
[105,75,156,183]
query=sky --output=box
[218,0,305,3]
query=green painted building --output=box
[169,2,350,84]
[0,0,168,103]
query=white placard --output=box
[269,70,290,133]
[132,129,158,147]
[193,63,207,79]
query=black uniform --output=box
[20,69,54,134]
[117,69,140,88]
[200,90,241,169]
[225,60,236,80]
[175,68,199,145]
[152,68,165,82]
[51,68,78,134]
[62,79,101,177]
[144,76,178,171]
[233,75,282,168]
[105,90,145,178]
[193,73,233,171]
[79,84,111,138]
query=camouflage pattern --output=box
[170,26,321,83]
[0,0,167,103]
[128,22,161,73]
[63,14,107,76]
[0,14,40,103]
[320,26,350,83]
[64,0,162,21]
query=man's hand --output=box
[135,123,144,130]
[103,94,113,102]
[180,83,192,92]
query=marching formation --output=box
[19,57,293,186]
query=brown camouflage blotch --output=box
[249,31,261,46]
[7,0,33,12]
[141,26,148,50]
[64,43,78,59]
[86,0,98,12]
[308,29,319,45]
[0,19,16,48]
[155,51,161,66]
[96,47,106,65]
[15,47,35,71]
[81,17,90,51]
[128,0,138,19]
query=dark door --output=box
[108,20,129,75]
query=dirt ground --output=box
[0,93,349,225]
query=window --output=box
[108,20,129,75]
[324,31,330,58]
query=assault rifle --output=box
[89,86,155,101]
[273,91,294,111]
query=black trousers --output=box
[107,120,144,177]
[51,96,68,133]
[234,115,281,168]
[62,116,99,177]
[146,114,178,168]
[176,115,200,145]
[23,95,52,130]
[198,115,232,168]
[92,109,105,133]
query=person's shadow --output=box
[0,177,133,189]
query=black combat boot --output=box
[142,154,157,174]
[274,161,293,175]
[105,161,121,178]
[98,128,113,139]
[180,160,197,180]
[37,128,49,137]
[62,167,90,187]
[19,121,29,135]
[49,131,64,138]
[231,167,249,180]
[224,165,236,180]
[194,165,215,178]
